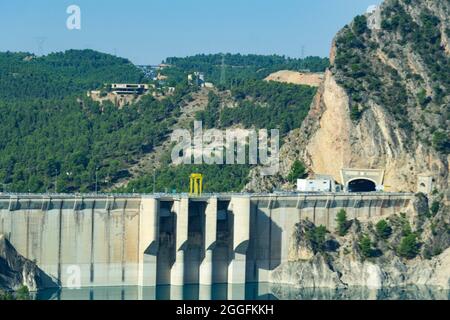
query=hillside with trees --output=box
[120,70,322,194]
[196,80,317,136]
[0,50,143,100]
[333,1,449,152]
[0,50,328,193]
[163,53,329,90]
[0,50,189,193]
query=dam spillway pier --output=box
[0,192,415,292]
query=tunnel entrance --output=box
[348,179,376,192]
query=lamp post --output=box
[95,167,99,194]
[55,169,58,193]
[153,169,156,194]
[66,171,73,192]
[152,137,157,194]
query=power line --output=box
[34,37,47,56]
[300,45,306,59]
[220,53,226,85]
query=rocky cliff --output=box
[0,234,57,292]
[270,198,450,289]
[247,0,449,193]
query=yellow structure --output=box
[189,173,203,196]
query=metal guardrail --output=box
[0,191,416,199]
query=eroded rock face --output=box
[270,255,344,289]
[407,248,450,288]
[272,245,450,290]
[246,0,449,193]
[270,212,450,290]
[0,234,57,292]
[279,70,447,193]
[288,220,316,261]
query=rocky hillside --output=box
[248,0,449,194]
[264,70,324,87]
[271,195,450,289]
[0,51,328,194]
[0,234,57,292]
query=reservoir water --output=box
[35,284,449,300]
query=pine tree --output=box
[336,209,349,236]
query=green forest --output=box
[0,50,143,100]
[0,50,189,193]
[197,80,317,136]
[119,161,251,194]
[0,50,327,193]
[123,80,317,194]
[163,53,329,90]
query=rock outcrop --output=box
[247,0,449,193]
[264,70,324,87]
[271,254,345,289]
[0,234,57,292]
[270,211,450,289]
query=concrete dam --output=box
[0,193,414,291]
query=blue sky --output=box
[0,0,382,64]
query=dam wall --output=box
[0,193,414,290]
[0,196,142,287]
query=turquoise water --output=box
[35,283,450,300]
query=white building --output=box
[110,84,149,95]
[188,72,206,86]
[202,82,214,88]
[417,174,435,194]
[297,178,332,193]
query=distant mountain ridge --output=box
[0,50,143,100]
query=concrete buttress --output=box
[171,197,189,286]
[228,196,250,285]
[199,197,217,286]
[138,197,159,287]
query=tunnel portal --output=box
[348,179,376,193]
[341,169,384,193]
